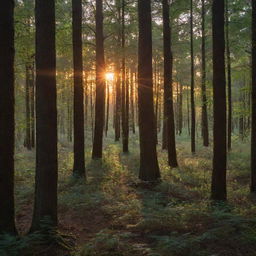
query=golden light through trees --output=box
[105,72,114,81]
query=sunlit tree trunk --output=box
[105,80,110,136]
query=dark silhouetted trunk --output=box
[0,0,16,235]
[115,64,121,141]
[251,0,256,191]
[190,0,196,153]
[72,0,85,177]
[31,0,58,230]
[130,71,136,133]
[201,0,209,147]
[162,0,178,167]
[225,0,232,151]
[92,0,105,159]
[138,0,160,181]
[121,0,129,152]
[211,0,227,201]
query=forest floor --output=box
[8,132,256,256]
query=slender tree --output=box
[162,0,178,167]
[92,0,106,159]
[138,0,160,181]
[201,0,209,147]
[225,0,232,151]
[211,0,227,201]
[72,0,86,177]
[31,0,58,230]
[121,0,129,153]
[24,64,32,150]
[251,0,256,192]
[190,0,196,153]
[0,0,16,235]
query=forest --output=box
[0,0,256,255]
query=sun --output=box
[105,72,114,81]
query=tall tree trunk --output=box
[125,69,129,137]
[138,0,160,181]
[251,0,256,191]
[72,0,85,177]
[31,0,58,230]
[30,63,35,148]
[190,0,196,153]
[92,0,105,159]
[201,0,209,147]
[130,71,136,133]
[211,0,227,201]
[0,0,16,235]
[178,82,183,135]
[162,0,178,167]
[121,0,129,152]
[24,64,32,150]
[115,64,121,141]
[225,0,232,151]
[105,80,110,136]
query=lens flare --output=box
[105,72,114,81]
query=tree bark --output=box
[0,0,16,234]
[251,0,256,191]
[211,0,227,201]
[190,0,196,153]
[201,0,209,147]
[72,0,86,177]
[138,0,160,181]
[92,0,105,159]
[31,0,58,230]
[162,0,178,167]
[225,0,232,151]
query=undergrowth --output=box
[10,134,256,256]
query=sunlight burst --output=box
[105,72,114,81]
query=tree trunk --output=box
[211,0,227,201]
[30,63,35,148]
[92,0,105,159]
[121,0,129,153]
[31,0,58,230]
[225,0,232,151]
[190,0,196,153]
[178,82,183,135]
[115,64,121,141]
[105,80,110,136]
[0,0,16,235]
[251,0,256,191]
[24,64,32,150]
[162,0,178,167]
[138,0,160,181]
[72,0,85,177]
[130,71,136,134]
[201,0,209,147]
